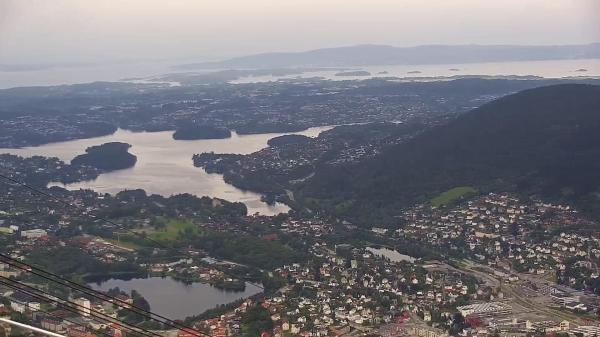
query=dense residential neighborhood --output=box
[3,151,600,337]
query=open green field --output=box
[431,186,476,207]
[148,219,200,241]
[106,237,143,250]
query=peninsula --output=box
[172,125,232,140]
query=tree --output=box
[449,313,466,336]
[510,222,519,237]
[242,305,273,336]
[131,290,151,312]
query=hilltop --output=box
[297,84,600,224]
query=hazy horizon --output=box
[1,0,599,65]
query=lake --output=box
[88,276,262,319]
[0,126,332,215]
[367,247,417,263]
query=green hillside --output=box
[297,84,600,225]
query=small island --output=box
[575,68,588,72]
[267,134,312,147]
[407,70,422,74]
[172,125,232,140]
[334,70,371,77]
[71,142,137,171]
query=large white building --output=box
[572,325,600,337]
[9,293,40,313]
[457,302,512,318]
[73,297,91,317]
[0,227,14,235]
[20,229,48,239]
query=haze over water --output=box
[232,58,600,84]
[0,126,332,215]
[1,58,599,89]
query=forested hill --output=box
[297,84,600,225]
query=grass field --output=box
[431,186,476,207]
[106,237,143,250]
[148,219,200,241]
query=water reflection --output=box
[367,246,417,263]
[0,126,332,215]
[89,276,262,319]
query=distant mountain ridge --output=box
[177,43,600,69]
[296,84,600,224]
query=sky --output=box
[0,0,599,65]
